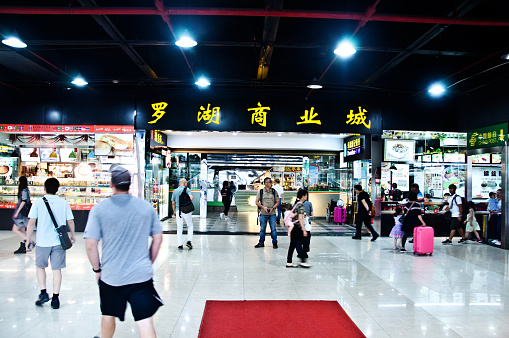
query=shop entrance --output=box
[162,131,366,236]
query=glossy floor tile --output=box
[1,230,509,337]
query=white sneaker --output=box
[493,240,501,246]
[220,213,224,219]
[225,216,229,220]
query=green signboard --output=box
[467,123,508,149]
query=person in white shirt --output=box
[442,184,467,244]
[25,178,76,310]
[273,178,284,225]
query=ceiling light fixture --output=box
[175,36,197,48]
[277,133,282,137]
[334,41,356,58]
[501,54,509,60]
[71,75,88,87]
[195,77,210,88]
[307,77,323,89]
[232,132,237,136]
[1,32,27,48]
[428,83,446,97]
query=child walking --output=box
[465,201,482,243]
[389,207,404,250]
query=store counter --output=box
[381,201,489,238]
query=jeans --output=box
[276,198,282,222]
[259,214,277,244]
[354,213,378,238]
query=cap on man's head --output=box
[110,164,131,188]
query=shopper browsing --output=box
[12,176,34,254]
[220,181,232,220]
[352,185,379,241]
[171,178,194,250]
[25,178,76,310]
[442,184,468,245]
[273,178,284,225]
[389,207,404,250]
[84,165,163,338]
[464,201,482,243]
[254,177,280,249]
[286,189,310,268]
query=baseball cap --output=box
[109,164,131,187]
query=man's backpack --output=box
[179,188,195,215]
[452,195,468,219]
[392,189,402,201]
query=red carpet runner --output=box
[198,300,365,337]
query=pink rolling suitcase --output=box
[413,226,434,256]
[334,207,345,224]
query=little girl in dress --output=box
[465,201,482,243]
[390,207,404,250]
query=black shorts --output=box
[450,217,462,231]
[99,279,163,322]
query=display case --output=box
[0,180,112,208]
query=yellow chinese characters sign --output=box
[248,102,270,127]
[346,106,371,129]
[297,107,321,125]
[149,102,168,124]
[467,123,507,149]
[197,104,220,124]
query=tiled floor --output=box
[161,211,361,236]
[1,230,509,337]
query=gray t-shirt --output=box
[303,200,313,217]
[83,194,162,286]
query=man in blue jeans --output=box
[255,177,280,249]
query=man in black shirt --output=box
[352,185,379,241]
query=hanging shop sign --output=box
[467,123,508,149]
[343,135,370,162]
[284,166,301,172]
[135,92,383,134]
[149,130,167,148]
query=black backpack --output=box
[392,189,402,201]
[452,194,468,219]
[179,188,195,216]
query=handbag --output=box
[400,202,416,225]
[43,197,73,250]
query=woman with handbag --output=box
[12,176,34,254]
[400,192,426,252]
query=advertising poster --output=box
[20,148,40,162]
[95,133,134,156]
[392,164,409,191]
[443,165,466,197]
[40,148,60,162]
[60,148,79,163]
[424,166,443,198]
[472,166,502,199]
[384,139,415,162]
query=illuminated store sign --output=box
[467,123,508,149]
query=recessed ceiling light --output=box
[195,77,210,87]
[232,132,237,136]
[307,77,323,89]
[277,133,282,137]
[334,41,356,58]
[1,36,27,48]
[71,75,88,87]
[501,54,509,60]
[176,36,197,48]
[428,83,446,97]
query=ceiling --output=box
[1,1,509,98]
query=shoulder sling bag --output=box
[43,197,73,250]
[399,202,416,225]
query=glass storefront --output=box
[0,125,138,214]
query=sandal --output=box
[286,263,298,268]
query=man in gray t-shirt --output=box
[84,165,163,337]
